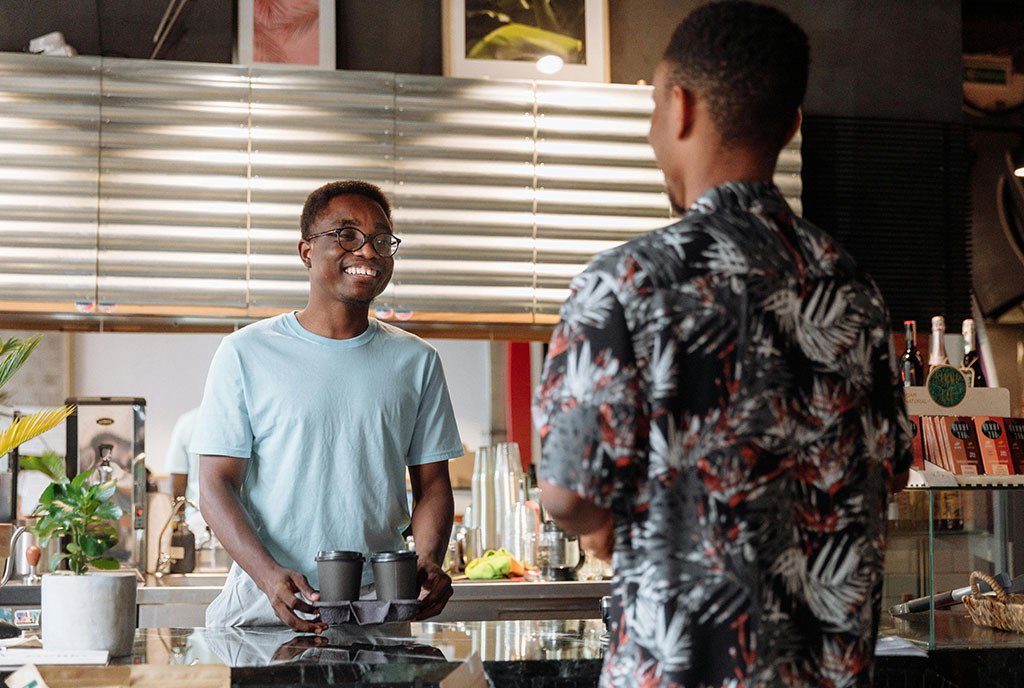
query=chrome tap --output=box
[154,496,199,577]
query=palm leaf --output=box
[0,405,75,457]
[0,335,41,390]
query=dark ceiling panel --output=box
[0,0,232,62]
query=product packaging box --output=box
[1005,418,1024,474]
[974,417,1015,476]
[942,416,984,476]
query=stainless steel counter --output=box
[0,573,610,628]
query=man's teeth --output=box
[344,266,378,276]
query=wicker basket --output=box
[963,571,1024,633]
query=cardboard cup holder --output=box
[314,599,420,625]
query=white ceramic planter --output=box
[41,571,137,656]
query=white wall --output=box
[70,332,225,474]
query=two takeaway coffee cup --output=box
[315,549,419,601]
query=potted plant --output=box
[21,453,136,656]
[1,335,134,656]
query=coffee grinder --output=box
[64,397,147,570]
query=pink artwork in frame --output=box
[237,0,336,69]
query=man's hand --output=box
[580,512,614,562]
[414,558,453,620]
[256,565,326,634]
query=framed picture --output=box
[236,0,336,69]
[443,0,608,82]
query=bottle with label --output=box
[961,318,986,387]
[169,516,196,574]
[899,320,924,386]
[927,315,949,374]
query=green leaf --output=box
[71,469,92,491]
[65,542,80,554]
[0,335,40,390]
[48,552,68,572]
[94,502,123,522]
[35,483,56,509]
[20,452,69,485]
[92,480,117,504]
[90,558,120,570]
[80,536,107,557]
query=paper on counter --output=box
[0,649,108,669]
[5,665,230,688]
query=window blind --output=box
[0,53,801,332]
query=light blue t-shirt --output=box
[190,313,463,587]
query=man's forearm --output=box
[540,479,611,535]
[200,479,282,588]
[410,487,454,566]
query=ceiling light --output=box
[1015,166,1024,177]
[536,55,564,75]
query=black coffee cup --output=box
[316,550,364,601]
[371,550,419,601]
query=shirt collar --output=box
[688,181,788,216]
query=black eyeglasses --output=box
[307,227,402,257]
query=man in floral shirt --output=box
[532,2,913,686]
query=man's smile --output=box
[343,264,380,278]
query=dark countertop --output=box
[3,617,1018,687]
[129,620,605,687]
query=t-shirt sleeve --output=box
[190,339,254,459]
[406,350,464,465]
[532,265,646,510]
[165,412,192,474]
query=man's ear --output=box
[676,85,696,140]
[783,107,802,147]
[298,239,311,268]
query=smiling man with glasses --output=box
[192,180,463,633]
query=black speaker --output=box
[969,125,1024,323]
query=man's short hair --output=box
[663,0,809,154]
[300,180,393,239]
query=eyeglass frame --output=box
[305,226,402,257]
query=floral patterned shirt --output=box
[533,181,913,688]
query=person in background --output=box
[166,406,210,545]
[193,180,463,632]
[532,2,913,686]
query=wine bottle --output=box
[927,315,949,374]
[961,318,987,387]
[899,320,924,386]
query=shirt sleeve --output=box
[190,338,254,459]
[532,263,646,510]
[866,291,913,477]
[165,412,192,474]
[406,350,464,465]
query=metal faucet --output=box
[0,526,26,588]
[154,496,199,577]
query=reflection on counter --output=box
[135,619,606,667]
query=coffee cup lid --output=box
[316,550,364,562]
[370,550,417,563]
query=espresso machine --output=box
[65,397,147,570]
